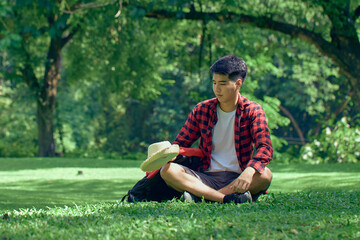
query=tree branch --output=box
[144,7,360,105]
[61,25,80,48]
[279,105,306,145]
[314,91,354,136]
[355,5,360,21]
[144,9,344,68]
[115,0,123,18]
[198,19,207,78]
[21,40,40,96]
[65,0,117,13]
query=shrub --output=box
[300,117,360,163]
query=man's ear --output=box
[236,78,242,88]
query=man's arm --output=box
[219,167,256,194]
[246,104,273,173]
[220,166,273,195]
[173,106,201,147]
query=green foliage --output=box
[1,1,56,82]
[288,46,340,115]
[254,96,290,155]
[300,116,360,163]
[54,81,102,155]
[64,7,172,101]
[251,32,355,154]
[57,8,186,156]
[0,81,37,157]
[1,0,359,162]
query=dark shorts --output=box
[181,165,241,190]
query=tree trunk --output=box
[15,3,79,157]
[37,101,56,156]
[37,38,61,157]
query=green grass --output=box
[0,158,141,210]
[0,158,359,239]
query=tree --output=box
[3,0,357,159]
[1,1,86,156]
[130,0,360,105]
[53,8,290,157]
[0,0,169,156]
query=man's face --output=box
[212,73,242,109]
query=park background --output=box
[0,0,360,239]
[1,0,359,162]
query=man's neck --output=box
[219,96,239,112]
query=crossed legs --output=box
[160,162,272,203]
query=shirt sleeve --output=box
[246,104,273,173]
[173,106,201,148]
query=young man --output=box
[160,55,273,203]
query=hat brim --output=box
[140,144,179,172]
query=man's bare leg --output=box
[219,167,273,195]
[160,162,225,202]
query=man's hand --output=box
[230,167,256,193]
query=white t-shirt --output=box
[207,105,242,174]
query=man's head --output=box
[210,55,247,83]
[210,55,247,111]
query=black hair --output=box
[210,54,247,83]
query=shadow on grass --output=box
[0,179,137,211]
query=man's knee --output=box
[253,167,272,182]
[250,167,272,194]
[160,162,170,179]
[160,162,183,180]
[263,167,273,183]
[253,167,272,186]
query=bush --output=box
[300,117,360,163]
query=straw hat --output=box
[140,141,180,172]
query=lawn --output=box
[0,158,359,239]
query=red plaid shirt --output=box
[173,93,273,174]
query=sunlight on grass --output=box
[0,167,142,182]
[0,159,360,211]
[0,158,359,239]
[0,158,141,171]
[271,172,360,192]
[0,167,143,210]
